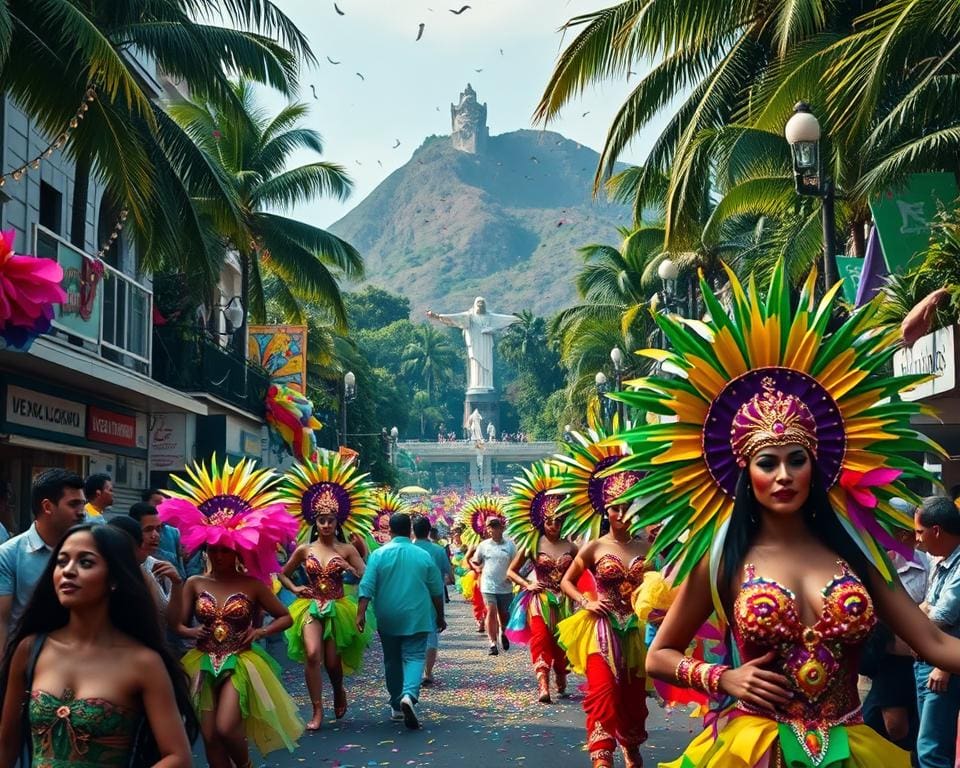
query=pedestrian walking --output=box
[357,513,445,729]
[472,515,516,656]
[0,469,85,649]
[412,515,452,684]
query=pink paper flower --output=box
[0,229,67,350]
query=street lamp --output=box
[390,425,399,466]
[657,258,679,307]
[595,371,612,426]
[341,371,356,448]
[785,101,838,290]
[610,346,625,424]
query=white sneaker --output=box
[400,694,420,729]
[390,708,404,721]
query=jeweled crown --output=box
[310,486,340,516]
[602,471,640,506]
[730,377,818,467]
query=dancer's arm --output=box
[559,542,607,615]
[174,577,204,640]
[278,544,310,596]
[506,551,538,591]
[646,560,790,711]
[251,580,292,639]
[342,543,366,578]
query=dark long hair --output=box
[0,524,199,747]
[719,468,876,614]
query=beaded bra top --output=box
[533,552,574,591]
[595,554,647,621]
[733,561,876,764]
[195,590,255,674]
[303,554,347,601]
[29,690,139,768]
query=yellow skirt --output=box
[662,710,911,768]
[460,569,478,601]
[182,645,304,755]
[556,609,645,677]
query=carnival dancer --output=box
[458,496,505,636]
[371,489,410,546]
[504,460,577,703]
[557,459,650,768]
[159,456,304,768]
[610,261,960,768]
[277,451,377,730]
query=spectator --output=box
[471,516,516,656]
[357,513,445,729]
[141,488,185,577]
[83,472,113,523]
[412,516,452,685]
[0,480,13,541]
[0,469,85,648]
[914,495,960,768]
[129,502,184,624]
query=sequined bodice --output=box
[195,590,254,672]
[733,561,875,727]
[29,689,139,767]
[533,552,574,591]
[303,555,346,601]
[595,554,647,620]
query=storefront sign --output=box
[87,406,137,448]
[894,325,956,401]
[5,385,86,437]
[149,413,187,471]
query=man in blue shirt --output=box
[358,513,445,729]
[0,469,86,649]
[142,488,186,578]
[915,495,960,768]
[412,515,452,685]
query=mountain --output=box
[329,128,632,318]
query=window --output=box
[39,182,62,235]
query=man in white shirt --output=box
[471,516,516,656]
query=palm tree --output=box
[169,80,362,326]
[1,1,313,281]
[401,324,457,398]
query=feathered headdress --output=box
[0,230,66,351]
[158,455,297,583]
[278,449,377,544]
[371,488,412,543]
[552,423,636,541]
[457,495,506,548]
[504,461,566,556]
[265,384,322,462]
[612,261,940,608]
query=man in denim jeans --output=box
[914,496,960,768]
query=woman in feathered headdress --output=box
[371,489,411,546]
[619,261,960,768]
[503,461,578,703]
[458,495,505,635]
[276,450,376,730]
[553,425,651,768]
[159,456,303,766]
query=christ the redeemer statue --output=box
[426,297,517,394]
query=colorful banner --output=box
[835,256,864,304]
[869,172,959,273]
[247,325,307,392]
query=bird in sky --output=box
[393,139,401,148]
[450,5,471,14]
[334,2,345,15]
[355,160,362,165]
[326,56,341,65]
[309,84,318,100]
[499,48,504,55]
[416,23,425,41]
[356,72,365,80]
[475,68,483,73]
[581,111,590,117]
[377,160,383,167]
[530,156,539,163]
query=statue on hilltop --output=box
[451,83,488,154]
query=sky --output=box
[264,0,666,227]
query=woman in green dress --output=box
[0,523,197,767]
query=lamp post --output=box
[656,257,679,353]
[390,425,399,466]
[595,371,611,427]
[341,371,356,448]
[785,101,838,290]
[610,346,625,424]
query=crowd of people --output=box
[2,261,960,768]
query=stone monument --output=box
[450,83,488,154]
[426,297,517,435]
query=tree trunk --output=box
[851,219,867,258]
[70,153,92,249]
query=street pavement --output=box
[199,598,699,767]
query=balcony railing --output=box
[152,326,269,417]
[34,225,152,376]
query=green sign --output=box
[36,230,103,342]
[869,172,959,273]
[835,256,863,303]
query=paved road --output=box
[200,600,698,767]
